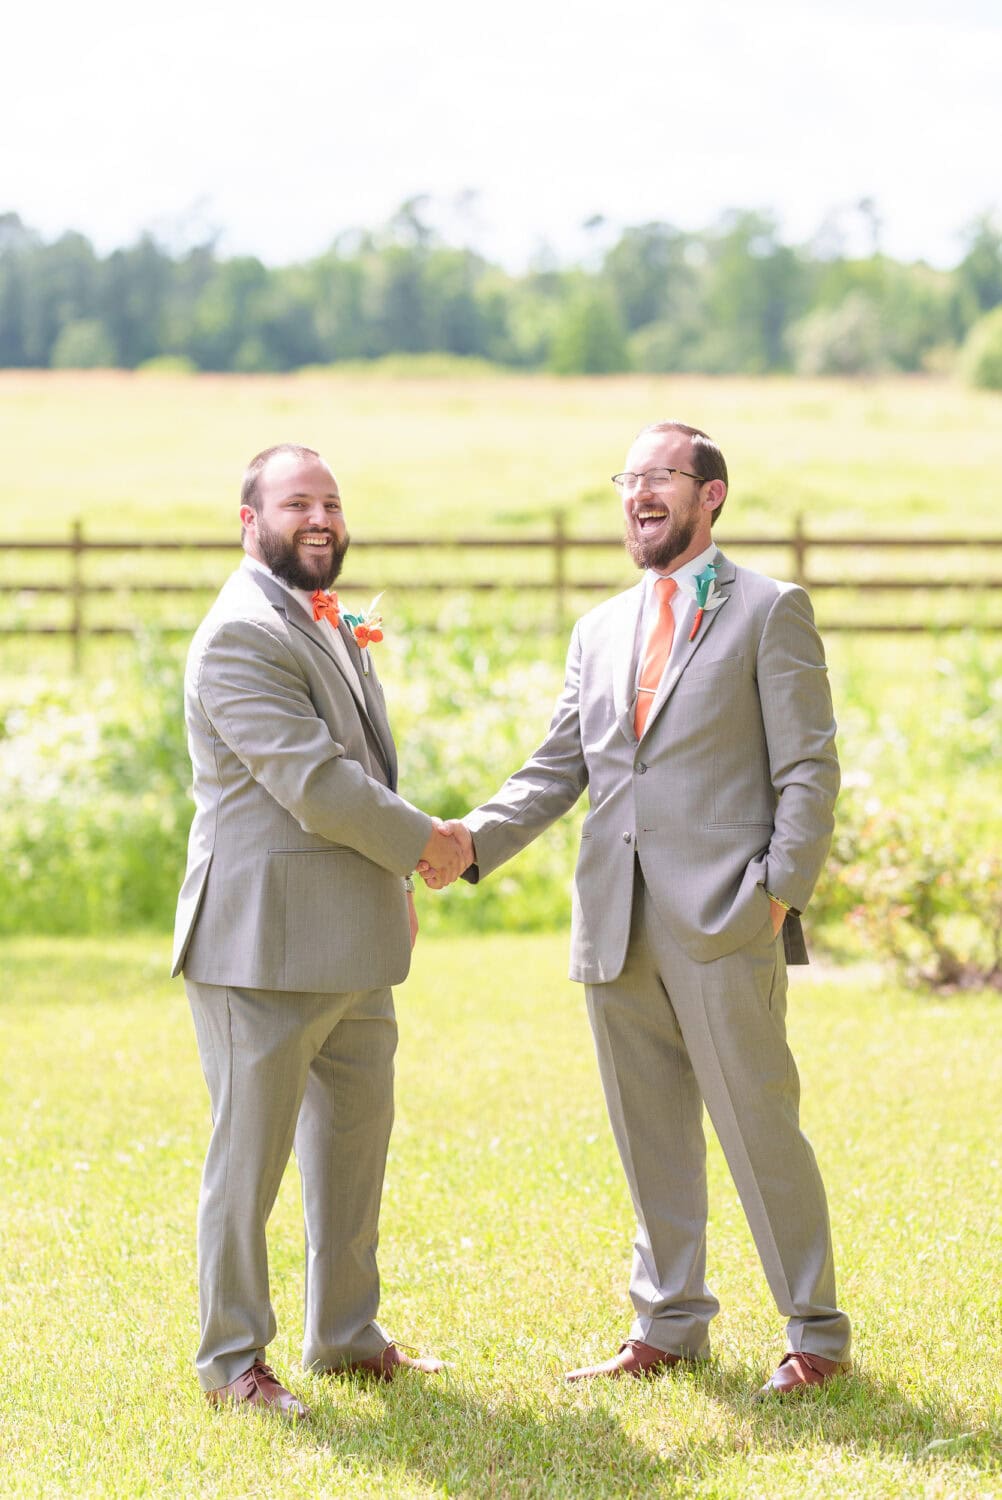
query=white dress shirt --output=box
[637,542,719,679]
[243,555,364,697]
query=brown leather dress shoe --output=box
[205,1359,310,1419]
[565,1340,684,1383]
[757,1350,851,1398]
[339,1343,446,1381]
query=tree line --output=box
[2,200,1002,380]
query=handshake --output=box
[416,819,475,890]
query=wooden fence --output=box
[3,515,1002,669]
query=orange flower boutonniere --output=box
[342,594,385,663]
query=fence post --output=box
[552,508,567,631]
[791,512,807,590]
[70,519,85,672]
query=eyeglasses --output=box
[612,468,707,493]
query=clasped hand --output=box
[417,819,474,889]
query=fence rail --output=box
[3,515,1002,668]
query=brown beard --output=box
[255,522,351,591]
[624,510,698,572]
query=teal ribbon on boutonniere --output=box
[341,593,384,673]
[688,563,725,642]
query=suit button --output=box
[636,762,648,774]
[622,832,632,843]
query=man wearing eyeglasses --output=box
[425,419,851,1397]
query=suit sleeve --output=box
[194,617,433,875]
[463,623,589,881]
[757,586,840,914]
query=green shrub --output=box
[961,306,1002,390]
[385,596,581,935]
[136,355,198,374]
[823,797,1002,990]
[814,633,1002,987]
[50,319,116,369]
[0,636,191,935]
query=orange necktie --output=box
[633,576,677,738]
[311,589,341,627]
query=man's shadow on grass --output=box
[294,1364,997,1495]
[709,1362,996,1473]
[298,1375,668,1497]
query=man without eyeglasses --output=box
[173,443,466,1417]
[425,420,851,1398]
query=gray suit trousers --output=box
[186,979,397,1389]
[585,864,851,1364]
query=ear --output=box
[702,480,726,514]
[239,504,257,531]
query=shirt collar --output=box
[646,542,719,601]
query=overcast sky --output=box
[4,0,999,270]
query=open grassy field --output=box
[2,365,1002,662]
[1,933,1000,1498]
[2,366,1002,540]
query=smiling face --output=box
[240,450,349,591]
[621,429,725,573]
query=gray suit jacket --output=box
[464,552,839,982]
[172,563,433,992]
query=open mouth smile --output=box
[299,534,332,548]
[635,507,669,532]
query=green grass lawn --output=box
[1,933,999,1498]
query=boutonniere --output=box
[341,593,384,669]
[688,564,726,641]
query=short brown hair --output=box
[638,420,728,521]
[240,443,322,513]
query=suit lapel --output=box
[640,553,735,739]
[246,566,395,783]
[337,620,399,788]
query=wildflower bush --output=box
[3,614,1001,990]
[814,633,1002,989]
[0,601,580,938]
[0,636,192,934]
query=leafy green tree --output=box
[694,211,809,373]
[808,256,957,371]
[548,284,630,374]
[0,213,38,364]
[2,199,1001,376]
[956,214,1002,320]
[790,291,887,375]
[309,252,369,361]
[50,318,116,368]
[18,231,101,365]
[187,256,270,370]
[603,222,695,332]
[99,237,173,367]
[423,248,489,356]
[364,244,430,355]
[253,265,323,370]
